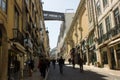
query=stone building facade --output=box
[0,0,49,79]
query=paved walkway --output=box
[46,62,120,80]
[84,65,120,77]
[24,62,120,80]
[24,70,49,80]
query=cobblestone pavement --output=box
[46,62,120,80]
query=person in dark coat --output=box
[52,59,56,69]
[38,58,47,78]
[78,57,84,72]
[58,56,64,74]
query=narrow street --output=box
[46,62,120,80]
[24,62,120,80]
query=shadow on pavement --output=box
[47,63,108,80]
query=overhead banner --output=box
[43,11,65,21]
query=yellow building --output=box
[0,0,8,80]
[64,0,89,63]
[0,0,48,80]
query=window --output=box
[114,8,120,25]
[98,23,103,37]
[96,0,101,16]
[13,8,19,38]
[14,8,19,28]
[105,16,111,32]
[29,0,31,10]
[25,0,28,5]
[103,0,108,8]
[0,0,1,7]
[0,0,7,12]
[87,0,92,22]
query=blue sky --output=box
[43,0,80,49]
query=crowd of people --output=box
[25,46,84,79]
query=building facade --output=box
[57,13,74,59]
[90,0,120,69]
[64,0,89,64]
[64,0,120,70]
[0,0,49,80]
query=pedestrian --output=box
[28,59,34,76]
[52,59,56,69]
[13,57,20,80]
[78,57,84,72]
[72,59,75,69]
[58,56,64,74]
[68,58,72,64]
[38,58,47,78]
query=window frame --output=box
[105,16,111,32]
[102,0,108,8]
[113,8,120,25]
[96,0,101,17]
[98,23,103,37]
[0,0,7,12]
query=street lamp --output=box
[39,27,49,34]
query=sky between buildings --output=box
[42,0,80,49]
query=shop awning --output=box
[108,38,120,47]
[13,42,26,54]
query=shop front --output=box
[8,42,26,80]
[108,38,120,69]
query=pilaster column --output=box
[86,45,90,65]
[106,46,112,69]
[113,46,118,69]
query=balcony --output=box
[98,24,120,44]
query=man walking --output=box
[58,56,64,74]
